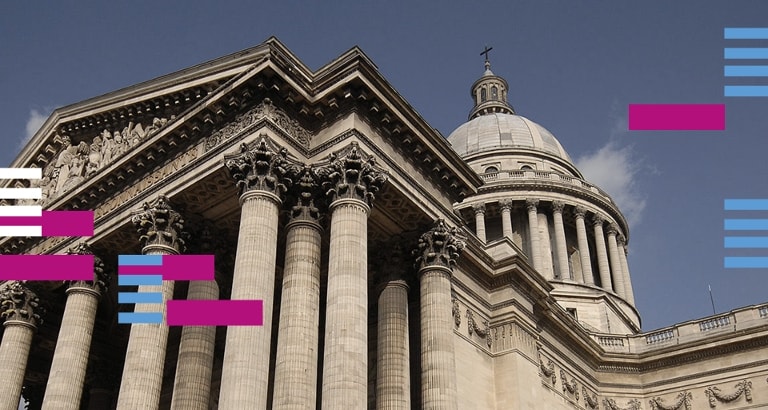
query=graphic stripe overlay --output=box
[724,28,768,97]
[724,199,768,269]
[117,254,165,325]
[628,104,725,131]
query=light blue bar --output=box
[118,254,163,266]
[724,199,768,210]
[725,219,768,230]
[118,312,163,324]
[724,256,768,268]
[724,65,768,77]
[725,85,768,96]
[725,28,768,39]
[118,292,164,304]
[118,274,163,286]
[724,48,768,59]
[724,236,768,248]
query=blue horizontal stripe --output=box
[118,312,163,324]
[725,219,768,230]
[118,274,162,286]
[724,48,768,59]
[118,292,163,304]
[724,65,768,77]
[724,256,768,268]
[725,85,768,97]
[724,236,768,248]
[118,254,163,266]
[724,199,768,210]
[724,28,768,39]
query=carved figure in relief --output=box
[61,142,89,192]
[100,129,114,165]
[86,136,102,176]
[52,135,76,193]
[112,131,127,158]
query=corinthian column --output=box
[219,137,293,409]
[170,221,222,410]
[42,244,108,410]
[0,282,44,410]
[473,203,487,243]
[375,243,411,409]
[573,206,594,285]
[526,199,543,271]
[617,235,636,305]
[319,142,387,409]
[272,166,323,410]
[415,219,465,410]
[606,224,626,298]
[592,214,613,291]
[499,199,514,240]
[117,195,187,409]
[551,201,571,280]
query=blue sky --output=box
[1,1,767,331]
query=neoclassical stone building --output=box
[1,37,767,410]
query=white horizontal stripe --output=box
[0,168,42,180]
[0,226,42,237]
[0,205,42,216]
[0,188,42,199]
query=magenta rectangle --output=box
[628,104,725,130]
[118,254,214,281]
[0,210,94,236]
[0,254,94,281]
[166,300,264,326]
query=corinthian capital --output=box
[526,198,539,212]
[318,142,387,207]
[65,243,108,294]
[573,206,587,219]
[286,164,321,222]
[551,200,565,213]
[592,214,605,227]
[414,219,465,271]
[131,194,187,252]
[224,135,293,198]
[606,223,619,236]
[1,282,44,327]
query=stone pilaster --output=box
[375,243,411,410]
[42,244,108,410]
[526,199,543,272]
[117,194,186,409]
[499,199,514,240]
[592,214,613,291]
[606,224,626,299]
[415,219,464,410]
[617,235,636,305]
[272,166,323,410]
[473,203,487,243]
[573,206,594,285]
[170,221,222,410]
[0,282,44,410]
[551,201,571,280]
[319,142,387,409]
[219,137,293,409]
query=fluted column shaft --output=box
[500,200,513,240]
[321,198,371,408]
[618,238,636,305]
[552,202,571,280]
[592,217,612,291]
[42,287,100,410]
[219,191,280,409]
[273,218,322,409]
[538,211,554,279]
[606,226,626,298]
[0,320,35,410]
[376,279,411,409]
[574,207,593,285]
[420,267,458,410]
[526,199,543,271]
[170,280,219,410]
[473,204,487,243]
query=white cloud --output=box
[575,118,647,227]
[20,109,49,148]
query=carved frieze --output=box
[318,141,387,207]
[539,359,556,385]
[560,370,579,401]
[603,398,641,410]
[452,297,461,327]
[131,194,187,252]
[0,282,44,327]
[65,243,108,295]
[649,391,692,410]
[414,219,465,272]
[225,136,293,198]
[465,309,491,347]
[704,379,752,408]
[583,387,599,409]
[205,98,312,151]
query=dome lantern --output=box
[469,46,515,120]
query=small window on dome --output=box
[491,86,498,100]
[521,165,533,170]
[484,166,498,174]
[480,88,487,102]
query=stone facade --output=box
[0,37,767,409]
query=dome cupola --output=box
[469,47,515,120]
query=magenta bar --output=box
[162,254,215,280]
[628,104,725,130]
[166,300,264,326]
[0,254,94,281]
[41,211,94,236]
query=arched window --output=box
[491,86,498,100]
[480,88,487,102]
[521,165,533,170]
[484,166,498,174]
